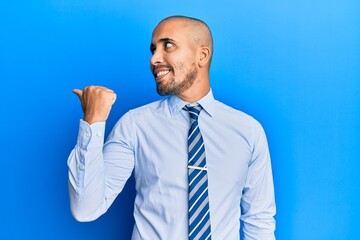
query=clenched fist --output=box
[73,86,117,125]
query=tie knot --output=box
[184,103,203,121]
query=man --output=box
[68,16,276,239]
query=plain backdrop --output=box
[1,0,359,239]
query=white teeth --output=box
[156,70,169,77]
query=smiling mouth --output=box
[153,68,171,81]
[157,70,170,77]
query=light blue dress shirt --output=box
[68,90,276,240]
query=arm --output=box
[67,86,135,222]
[240,121,276,240]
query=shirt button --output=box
[97,132,102,137]
[79,164,85,170]
[85,131,90,137]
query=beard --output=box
[156,63,198,96]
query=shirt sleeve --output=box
[240,121,276,240]
[67,112,135,222]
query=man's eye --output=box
[165,42,173,48]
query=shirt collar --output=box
[168,89,215,117]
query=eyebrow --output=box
[159,37,175,43]
[150,37,176,53]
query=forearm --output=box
[240,163,276,240]
[67,121,108,221]
[241,161,276,237]
[240,199,276,240]
[67,114,135,222]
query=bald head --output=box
[150,16,213,101]
[155,16,213,66]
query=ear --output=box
[198,46,211,68]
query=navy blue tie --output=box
[184,104,212,240]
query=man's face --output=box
[150,19,198,96]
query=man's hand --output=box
[73,86,117,125]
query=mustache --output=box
[152,64,173,72]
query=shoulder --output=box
[214,100,257,122]
[213,100,265,135]
[125,98,171,120]
[113,98,168,132]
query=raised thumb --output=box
[72,89,83,101]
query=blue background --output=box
[1,0,359,239]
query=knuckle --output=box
[85,86,95,93]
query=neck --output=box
[177,81,210,103]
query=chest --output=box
[133,116,252,191]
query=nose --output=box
[150,49,164,67]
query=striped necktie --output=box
[184,104,212,240]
